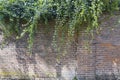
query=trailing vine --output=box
[0,0,119,53]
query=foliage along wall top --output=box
[0,0,119,52]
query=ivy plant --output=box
[0,0,119,53]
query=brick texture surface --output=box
[0,15,120,80]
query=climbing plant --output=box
[0,0,119,52]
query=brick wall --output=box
[76,15,120,80]
[0,14,120,80]
[0,24,77,80]
[95,15,120,79]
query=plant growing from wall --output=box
[72,76,78,80]
[0,0,119,52]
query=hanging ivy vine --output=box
[0,0,119,52]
